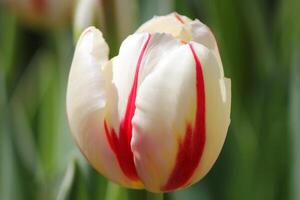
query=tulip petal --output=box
[189,78,231,183]
[188,19,224,75]
[131,42,230,192]
[189,20,218,51]
[186,42,231,186]
[131,44,200,191]
[104,33,152,184]
[66,27,141,188]
[103,32,179,184]
[112,32,180,120]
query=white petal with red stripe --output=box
[187,42,230,186]
[131,42,230,192]
[66,27,141,188]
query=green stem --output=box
[146,191,164,200]
[105,182,124,200]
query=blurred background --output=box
[0,0,299,199]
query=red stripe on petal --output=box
[161,43,206,191]
[104,34,151,181]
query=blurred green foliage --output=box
[0,0,299,200]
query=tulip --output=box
[6,0,72,27]
[66,13,231,192]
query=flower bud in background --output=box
[67,13,231,192]
[72,0,137,50]
[73,0,104,41]
[114,0,137,41]
[5,0,72,27]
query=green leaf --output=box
[0,68,22,200]
[289,46,300,200]
[56,159,88,200]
